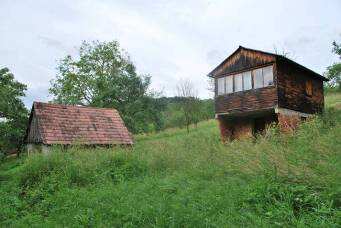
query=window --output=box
[252,65,274,88]
[263,65,274,86]
[305,80,312,96]
[243,71,252,90]
[253,68,263,89]
[225,76,233,93]
[215,65,274,95]
[234,73,243,92]
[217,77,225,95]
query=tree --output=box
[176,79,200,133]
[199,99,215,121]
[325,41,341,90]
[0,67,28,157]
[332,41,341,56]
[49,40,162,133]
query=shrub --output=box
[19,152,66,188]
[0,151,5,162]
[103,153,148,183]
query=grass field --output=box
[1,92,340,227]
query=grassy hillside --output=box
[1,92,340,227]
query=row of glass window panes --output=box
[217,65,274,95]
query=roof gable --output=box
[208,46,328,81]
[25,102,133,145]
[208,46,276,77]
[25,110,43,143]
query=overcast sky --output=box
[1,0,340,107]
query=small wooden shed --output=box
[24,102,133,153]
[208,46,328,140]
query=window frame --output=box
[215,64,274,96]
[217,77,225,95]
[234,73,243,92]
[262,65,274,87]
[252,67,264,89]
[242,71,252,91]
[225,75,234,94]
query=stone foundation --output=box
[233,119,254,139]
[277,113,301,133]
[217,116,254,141]
[217,116,232,141]
[27,144,50,155]
[217,111,304,141]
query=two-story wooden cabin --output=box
[208,46,328,140]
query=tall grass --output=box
[0,93,340,227]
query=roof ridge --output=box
[33,101,118,112]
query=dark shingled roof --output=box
[25,102,133,145]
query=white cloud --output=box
[0,0,340,107]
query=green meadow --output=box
[0,91,340,227]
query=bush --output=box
[18,148,149,196]
[0,151,5,162]
[103,153,148,183]
[242,178,337,225]
[19,152,66,188]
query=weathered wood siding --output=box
[211,48,275,77]
[212,47,325,115]
[215,86,278,114]
[277,59,324,114]
[213,49,278,114]
[26,112,42,143]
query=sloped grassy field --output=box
[0,92,340,227]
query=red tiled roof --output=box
[27,102,133,145]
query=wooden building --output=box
[208,46,328,140]
[24,102,133,153]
